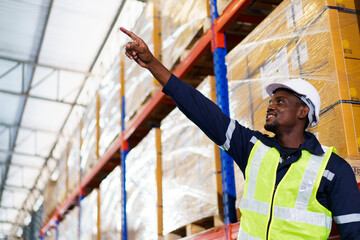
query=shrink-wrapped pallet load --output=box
[56,149,68,205]
[126,129,159,240]
[226,0,360,204]
[124,0,159,129]
[124,0,231,129]
[161,0,233,70]
[227,0,360,156]
[161,0,210,70]
[99,59,121,156]
[80,190,98,240]
[80,96,98,178]
[100,167,122,239]
[42,178,57,222]
[67,127,81,194]
[58,206,79,240]
[161,76,221,235]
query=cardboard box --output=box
[226,0,360,157]
[161,0,210,70]
[126,129,159,240]
[161,76,222,235]
[124,0,160,129]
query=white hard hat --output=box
[265,78,321,127]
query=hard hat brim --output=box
[266,82,303,97]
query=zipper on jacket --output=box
[266,185,277,240]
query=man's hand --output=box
[120,27,154,68]
[120,27,172,86]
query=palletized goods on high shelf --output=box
[126,76,223,239]
[49,167,122,239]
[227,0,360,184]
[42,178,57,222]
[79,191,97,240]
[126,129,159,239]
[98,58,121,157]
[42,128,81,223]
[124,0,232,129]
[80,95,98,178]
[100,167,122,238]
[161,76,223,237]
[41,0,231,230]
[68,128,81,193]
[58,206,79,240]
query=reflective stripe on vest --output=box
[238,140,334,240]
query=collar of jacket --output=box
[253,131,325,156]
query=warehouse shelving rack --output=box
[40,0,281,239]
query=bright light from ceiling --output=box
[24,213,32,226]
[33,195,44,212]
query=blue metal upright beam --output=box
[121,145,128,240]
[210,0,237,225]
[121,85,128,240]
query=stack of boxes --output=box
[226,0,360,200]
[125,76,223,238]
[56,146,69,206]
[161,76,222,236]
[42,179,57,224]
[57,206,79,240]
[161,0,210,70]
[123,0,232,128]
[124,0,157,129]
[98,58,122,157]
[80,190,97,240]
[100,167,122,239]
[80,96,99,178]
[126,129,159,239]
[67,128,81,194]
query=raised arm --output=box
[120,27,171,86]
[120,27,254,171]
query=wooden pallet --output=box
[165,215,224,240]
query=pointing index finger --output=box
[120,27,139,42]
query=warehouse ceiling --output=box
[0,0,146,238]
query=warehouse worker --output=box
[121,27,360,239]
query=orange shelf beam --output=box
[216,0,253,33]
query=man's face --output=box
[264,89,305,134]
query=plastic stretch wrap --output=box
[68,127,81,193]
[99,58,121,156]
[58,206,79,240]
[161,0,210,70]
[80,96,98,178]
[100,166,122,239]
[42,178,57,222]
[161,76,219,234]
[56,149,68,205]
[80,190,98,240]
[126,129,158,240]
[226,0,360,203]
[124,0,159,129]
[217,0,232,15]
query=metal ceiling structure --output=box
[0,0,146,238]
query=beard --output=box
[264,121,280,133]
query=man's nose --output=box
[267,102,275,111]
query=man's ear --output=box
[298,105,310,120]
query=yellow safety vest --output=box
[238,138,335,240]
